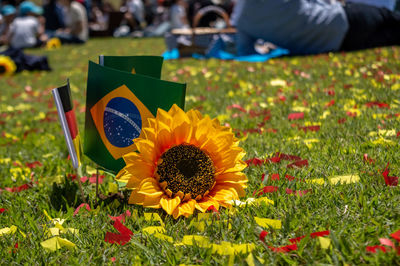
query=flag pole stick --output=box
[96,167,99,205]
[76,165,86,203]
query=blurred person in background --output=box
[233,0,400,56]
[345,0,397,11]
[170,0,189,29]
[56,0,88,43]
[0,5,16,46]
[43,0,65,34]
[7,1,46,49]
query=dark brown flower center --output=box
[156,143,215,200]
[0,65,6,74]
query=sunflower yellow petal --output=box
[156,108,172,126]
[172,200,196,219]
[216,172,248,184]
[135,139,156,163]
[195,197,220,212]
[160,196,181,215]
[138,178,163,197]
[129,189,145,205]
[209,185,239,207]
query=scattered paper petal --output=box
[288,112,304,120]
[104,220,133,245]
[318,237,331,249]
[0,225,17,236]
[142,226,166,234]
[329,175,360,185]
[144,213,165,227]
[382,163,399,186]
[259,231,268,242]
[109,210,131,223]
[73,203,91,216]
[40,236,76,251]
[390,229,400,242]
[268,243,298,253]
[254,217,281,229]
[366,245,387,253]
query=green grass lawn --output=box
[1,38,400,264]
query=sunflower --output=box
[0,56,16,76]
[116,104,248,218]
[46,37,62,50]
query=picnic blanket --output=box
[162,34,289,62]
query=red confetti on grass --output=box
[268,244,298,253]
[104,220,133,245]
[346,111,358,117]
[379,238,395,249]
[289,230,330,244]
[206,205,219,213]
[366,245,387,253]
[325,100,335,107]
[363,154,375,164]
[259,231,268,242]
[78,174,105,184]
[109,210,132,223]
[73,203,91,216]
[227,104,247,113]
[285,188,311,197]
[365,102,390,109]
[288,112,304,120]
[25,161,43,169]
[270,173,280,181]
[391,229,400,242]
[382,163,399,186]
[310,230,330,238]
[287,159,309,169]
[299,125,320,132]
[0,182,35,193]
[245,158,265,166]
[254,186,279,196]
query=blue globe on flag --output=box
[103,97,142,148]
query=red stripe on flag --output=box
[65,110,78,139]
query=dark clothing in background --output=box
[341,2,400,51]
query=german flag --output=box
[52,81,81,169]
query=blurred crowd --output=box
[0,0,237,49]
[0,0,399,53]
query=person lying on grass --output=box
[232,0,400,55]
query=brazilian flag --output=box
[99,55,164,78]
[84,61,186,173]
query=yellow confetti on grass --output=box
[370,137,396,146]
[0,225,17,236]
[150,232,173,243]
[330,175,360,185]
[144,213,164,227]
[318,237,331,249]
[229,197,274,207]
[270,79,286,87]
[292,106,310,113]
[307,175,359,185]
[246,253,265,266]
[254,217,282,229]
[177,235,254,255]
[142,226,166,234]
[40,236,76,252]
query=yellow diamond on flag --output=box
[90,85,154,159]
